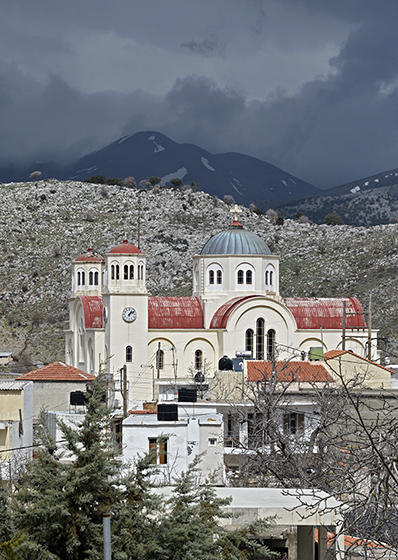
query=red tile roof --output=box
[284,297,367,330]
[80,296,103,329]
[324,349,394,374]
[109,240,141,255]
[247,361,334,383]
[210,296,260,329]
[18,362,95,382]
[148,297,203,329]
[74,249,104,263]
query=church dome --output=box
[201,221,271,255]
[109,240,141,255]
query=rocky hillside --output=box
[276,183,398,226]
[2,180,398,370]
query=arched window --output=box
[124,264,129,280]
[246,270,252,285]
[156,349,164,370]
[130,265,134,279]
[256,318,265,360]
[77,270,84,287]
[267,329,276,361]
[265,266,275,288]
[216,270,222,284]
[126,345,133,362]
[138,264,144,281]
[195,349,203,370]
[89,269,98,286]
[237,269,244,284]
[245,329,254,357]
[111,264,119,280]
[209,270,215,284]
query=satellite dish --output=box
[194,371,205,383]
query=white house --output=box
[123,408,224,484]
[65,216,377,407]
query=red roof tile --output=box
[284,297,367,330]
[324,349,394,374]
[247,361,334,383]
[80,296,103,329]
[210,296,260,329]
[18,362,95,382]
[74,249,105,263]
[148,297,203,329]
[109,240,141,255]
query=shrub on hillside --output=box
[324,213,344,225]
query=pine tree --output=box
[158,461,278,560]
[13,375,121,560]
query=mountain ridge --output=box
[0,131,319,208]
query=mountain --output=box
[0,131,319,208]
[276,168,398,226]
[1,179,398,369]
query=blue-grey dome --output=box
[201,222,271,255]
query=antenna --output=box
[137,194,141,250]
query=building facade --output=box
[65,219,377,405]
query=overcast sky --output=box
[1,0,398,187]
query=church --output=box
[65,211,376,404]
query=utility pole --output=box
[368,292,372,360]
[156,342,161,379]
[122,365,127,419]
[342,300,346,351]
[103,513,111,560]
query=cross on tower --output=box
[230,204,242,222]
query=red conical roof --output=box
[109,240,141,255]
[74,248,105,263]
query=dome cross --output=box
[230,204,242,222]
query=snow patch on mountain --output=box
[147,135,165,153]
[350,186,361,193]
[201,157,215,171]
[162,167,188,184]
[231,182,243,196]
[118,135,132,144]
[281,180,288,186]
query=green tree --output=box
[148,176,162,186]
[13,377,120,560]
[0,470,24,560]
[158,461,277,560]
[324,213,344,225]
[170,178,183,187]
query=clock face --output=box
[122,306,137,323]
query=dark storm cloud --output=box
[1,0,398,187]
[180,36,225,57]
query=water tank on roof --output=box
[178,388,197,403]
[157,403,178,421]
[218,355,233,371]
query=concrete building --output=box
[17,361,96,419]
[123,408,224,484]
[0,380,33,481]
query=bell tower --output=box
[102,240,149,402]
